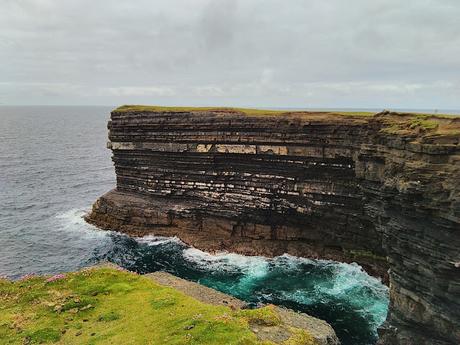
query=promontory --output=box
[86,105,460,345]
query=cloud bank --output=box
[1,0,459,108]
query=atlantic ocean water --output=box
[0,106,388,345]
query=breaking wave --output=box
[55,208,108,239]
[1,106,388,345]
[50,212,388,345]
[116,237,389,345]
[135,235,182,247]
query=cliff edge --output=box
[0,265,338,344]
[86,105,460,345]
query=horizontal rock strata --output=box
[86,106,460,345]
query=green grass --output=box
[113,105,374,117]
[114,105,286,116]
[402,112,457,119]
[113,105,460,137]
[345,249,387,262]
[378,113,460,136]
[114,105,459,119]
[380,114,440,135]
[329,111,374,116]
[0,268,317,345]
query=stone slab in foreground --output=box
[146,271,339,345]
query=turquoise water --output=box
[110,235,389,345]
[0,106,389,345]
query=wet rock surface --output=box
[87,108,460,344]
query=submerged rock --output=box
[87,106,460,345]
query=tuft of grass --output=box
[238,305,281,327]
[345,249,387,262]
[283,328,318,345]
[377,112,460,137]
[0,267,316,344]
[97,311,120,322]
[26,328,61,343]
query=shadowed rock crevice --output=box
[86,106,460,345]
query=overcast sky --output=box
[1,0,460,109]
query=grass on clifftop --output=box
[114,105,459,119]
[114,105,374,117]
[379,113,460,136]
[0,267,317,345]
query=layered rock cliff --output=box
[86,105,460,345]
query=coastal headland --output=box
[86,106,460,345]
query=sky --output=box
[1,0,460,109]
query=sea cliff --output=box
[87,106,460,345]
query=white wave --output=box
[276,253,319,264]
[183,247,269,280]
[56,208,88,224]
[332,262,388,297]
[184,248,270,293]
[281,289,316,305]
[135,235,183,246]
[298,259,388,327]
[271,253,324,271]
[269,253,389,328]
[54,208,109,239]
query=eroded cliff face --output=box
[86,106,460,345]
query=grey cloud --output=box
[1,0,459,109]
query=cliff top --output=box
[113,105,460,138]
[114,104,375,117]
[114,104,458,118]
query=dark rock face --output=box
[86,108,460,345]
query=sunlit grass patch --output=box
[0,267,317,344]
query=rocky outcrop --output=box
[86,105,460,345]
[147,271,340,345]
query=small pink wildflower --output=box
[114,266,138,275]
[46,274,66,283]
[19,273,37,281]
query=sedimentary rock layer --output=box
[87,106,460,345]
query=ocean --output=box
[0,106,389,345]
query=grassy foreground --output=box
[0,267,316,345]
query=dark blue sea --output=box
[0,106,389,345]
